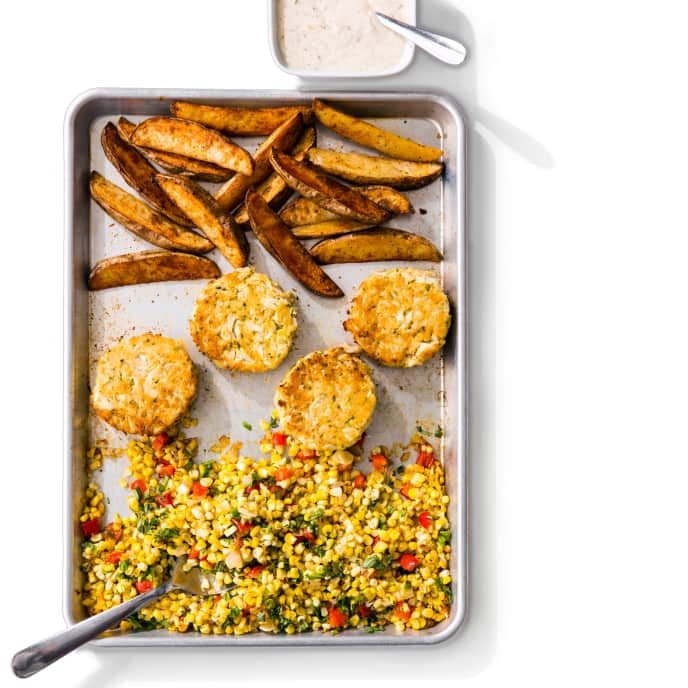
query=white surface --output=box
[2,0,688,685]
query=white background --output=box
[2,0,687,686]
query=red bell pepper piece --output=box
[274,466,293,481]
[192,482,208,497]
[415,450,435,468]
[81,518,101,537]
[370,454,389,472]
[328,607,348,628]
[271,432,287,446]
[157,492,174,507]
[135,580,153,593]
[152,432,170,452]
[418,511,433,530]
[232,519,252,535]
[106,551,122,565]
[394,600,413,622]
[130,479,147,493]
[398,553,419,572]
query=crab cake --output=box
[274,346,376,451]
[91,333,197,435]
[344,268,451,367]
[190,268,297,373]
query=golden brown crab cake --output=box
[190,268,297,373]
[274,346,376,451]
[344,268,451,367]
[91,333,197,435]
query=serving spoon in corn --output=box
[11,558,234,678]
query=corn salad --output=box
[79,428,452,635]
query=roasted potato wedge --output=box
[313,99,443,162]
[90,172,214,254]
[215,112,303,211]
[281,185,412,226]
[170,101,313,136]
[310,228,442,264]
[291,220,375,238]
[234,126,316,227]
[307,149,444,190]
[100,121,193,227]
[131,117,253,175]
[88,250,220,290]
[245,189,342,298]
[117,117,233,183]
[269,149,389,224]
[155,175,249,268]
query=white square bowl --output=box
[267,0,416,78]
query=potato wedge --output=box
[117,117,233,183]
[310,228,442,264]
[170,101,314,136]
[269,149,389,224]
[90,172,214,254]
[215,112,303,211]
[307,148,444,190]
[155,175,249,268]
[313,98,443,162]
[291,220,375,239]
[88,250,220,290]
[100,121,193,227]
[131,117,253,175]
[245,189,342,298]
[281,185,412,226]
[234,126,316,226]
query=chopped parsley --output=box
[242,421,253,431]
[155,528,180,544]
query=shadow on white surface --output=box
[67,0,553,683]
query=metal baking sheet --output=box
[63,89,466,645]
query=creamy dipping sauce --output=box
[277,0,412,74]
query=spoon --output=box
[375,12,467,66]
[11,558,233,678]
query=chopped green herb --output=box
[437,530,451,546]
[155,527,180,543]
[242,421,252,431]
[436,577,454,604]
[136,516,160,534]
[363,554,381,569]
[308,508,324,522]
[416,425,432,436]
[270,416,279,429]
[434,426,443,438]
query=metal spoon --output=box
[11,559,233,678]
[375,12,467,66]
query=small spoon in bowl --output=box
[12,558,234,678]
[375,12,467,66]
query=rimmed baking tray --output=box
[63,88,466,645]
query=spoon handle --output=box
[375,12,467,66]
[11,581,173,678]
